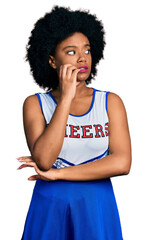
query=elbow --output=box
[118,155,132,175]
[32,144,56,171]
[32,153,54,172]
[37,162,52,171]
[121,166,130,175]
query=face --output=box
[49,32,92,83]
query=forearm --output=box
[33,97,71,171]
[58,153,131,181]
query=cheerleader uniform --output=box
[21,87,123,240]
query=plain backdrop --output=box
[0,0,147,239]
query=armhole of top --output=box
[35,93,43,114]
[105,91,110,114]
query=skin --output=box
[48,32,94,116]
[17,32,132,181]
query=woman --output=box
[17,5,132,240]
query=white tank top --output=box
[36,88,110,169]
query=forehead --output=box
[57,32,90,48]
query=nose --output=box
[77,53,86,63]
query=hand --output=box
[59,64,81,101]
[17,156,60,181]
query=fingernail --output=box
[17,158,23,162]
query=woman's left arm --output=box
[57,92,132,181]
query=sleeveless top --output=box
[36,88,110,169]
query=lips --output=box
[78,65,88,73]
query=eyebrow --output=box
[62,44,90,50]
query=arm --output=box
[57,92,132,181]
[23,95,71,171]
[23,64,80,171]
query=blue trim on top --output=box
[52,148,109,168]
[94,89,110,114]
[51,165,57,169]
[56,157,75,166]
[48,88,96,117]
[69,87,96,117]
[79,148,109,165]
[105,91,110,113]
[48,91,57,105]
[35,93,43,114]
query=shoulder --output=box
[107,92,128,123]
[23,94,39,104]
[107,92,124,107]
[23,94,46,127]
[23,94,42,114]
[96,89,125,110]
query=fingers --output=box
[71,68,81,79]
[28,175,40,181]
[17,160,41,175]
[65,65,77,79]
[17,156,34,170]
[60,64,80,80]
[60,64,72,79]
[17,156,44,181]
[17,160,57,182]
[17,156,33,162]
[17,161,36,170]
[17,163,34,170]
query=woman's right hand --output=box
[58,64,81,101]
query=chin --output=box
[77,75,88,81]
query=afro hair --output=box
[25,5,106,91]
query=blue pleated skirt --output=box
[21,178,123,240]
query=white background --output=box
[0,0,147,239]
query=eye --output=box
[85,49,91,54]
[67,50,75,55]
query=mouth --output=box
[78,65,88,73]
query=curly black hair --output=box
[25,5,106,91]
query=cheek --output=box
[89,54,92,63]
[55,58,63,67]
[55,55,72,67]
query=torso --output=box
[50,87,94,116]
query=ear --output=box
[49,55,57,69]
